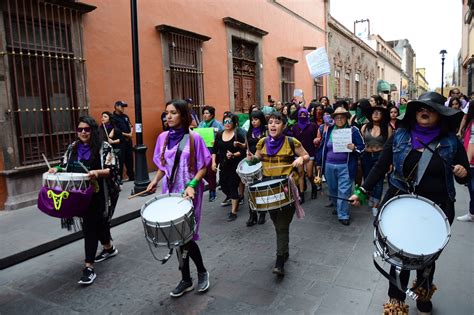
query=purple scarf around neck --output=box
[77,142,91,161]
[297,108,310,131]
[167,127,186,149]
[265,134,285,156]
[252,127,262,139]
[410,123,441,150]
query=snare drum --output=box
[236,159,262,185]
[37,172,93,218]
[374,194,451,270]
[248,177,294,211]
[141,194,195,248]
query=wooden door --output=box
[232,39,256,113]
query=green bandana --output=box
[202,119,214,128]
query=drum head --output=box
[142,194,193,223]
[250,178,285,188]
[237,160,262,175]
[43,172,89,181]
[379,195,449,256]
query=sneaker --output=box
[239,195,244,205]
[371,207,378,217]
[78,267,96,285]
[457,213,474,222]
[94,246,118,263]
[197,271,210,292]
[170,279,194,297]
[209,191,217,202]
[227,213,237,222]
[220,197,231,207]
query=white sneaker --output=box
[371,207,378,217]
[457,213,474,222]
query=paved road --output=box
[0,182,473,314]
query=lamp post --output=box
[440,49,447,96]
[130,0,150,194]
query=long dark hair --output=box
[247,110,266,139]
[365,111,389,141]
[75,116,101,163]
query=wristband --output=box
[353,184,368,205]
[186,178,199,189]
[54,165,63,172]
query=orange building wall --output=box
[83,0,327,170]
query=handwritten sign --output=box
[293,89,303,97]
[305,47,331,79]
[332,128,352,153]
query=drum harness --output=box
[373,140,440,301]
[146,134,192,268]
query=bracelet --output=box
[353,184,368,205]
[186,178,199,189]
[54,165,63,172]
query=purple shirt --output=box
[326,140,348,164]
[153,131,211,241]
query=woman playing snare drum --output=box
[349,92,469,315]
[48,116,120,285]
[147,99,211,297]
[247,111,309,276]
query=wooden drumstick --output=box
[128,189,151,199]
[42,153,52,169]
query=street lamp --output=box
[440,49,447,96]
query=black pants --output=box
[119,140,134,180]
[269,205,295,256]
[180,241,206,281]
[219,165,240,200]
[82,206,111,264]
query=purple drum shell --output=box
[37,185,93,218]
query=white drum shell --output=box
[140,194,195,247]
[42,172,90,191]
[236,159,262,185]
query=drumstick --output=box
[415,137,454,170]
[42,153,52,169]
[128,189,151,199]
[327,195,355,203]
[103,124,111,142]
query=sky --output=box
[330,0,462,90]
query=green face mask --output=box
[290,109,297,115]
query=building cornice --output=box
[328,16,377,57]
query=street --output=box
[0,181,473,314]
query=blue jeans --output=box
[361,152,384,204]
[324,163,352,220]
[469,167,474,215]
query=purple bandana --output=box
[265,135,285,156]
[252,127,262,139]
[410,123,441,150]
[297,108,310,131]
[77,142,91,161]
[167,127,186,149]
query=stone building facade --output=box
[327,16,377,103]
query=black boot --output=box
[257,212,266,225]
[272,255,285,276]
[311,184,318,199]
[246,210,258,227]
[299,191,305,204]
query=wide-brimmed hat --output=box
[399,92,463,131]
[331,106,351,119]
[366,105,389,122]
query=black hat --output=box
[115,100,128,107]
[399,92,463,131]
[366,105,389,122]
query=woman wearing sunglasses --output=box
[212,112,246,221]
[349,92,469,315]
[48,116,120,285]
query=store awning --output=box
[377,80,391,93]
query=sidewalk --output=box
[0,172,158,267]
[0,181,472,314]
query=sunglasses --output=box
[76,127,91,133]
[416,106,436,113]
[223,119,232,124]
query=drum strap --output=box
[168,134,190,192]
[414,140,439,188]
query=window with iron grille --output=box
[166,32,205,118]
[3,0,90,166]
[314,76,324,101]
[344,72,351,97]
[334,70,341,98]
[280,61,295,103]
